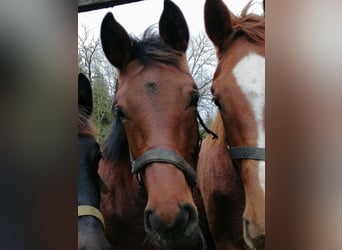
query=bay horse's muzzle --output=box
[133,149,204,249]
[144,204,205,250]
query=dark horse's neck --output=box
[78,135,101,207]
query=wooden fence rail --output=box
[78,0,144,13]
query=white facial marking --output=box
[232,53,265,193]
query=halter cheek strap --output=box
[78,205,105,229]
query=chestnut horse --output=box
[78,73,112,250]
[98,1,214,249]
[198,0,265,249]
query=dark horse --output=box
[98,0,213,249]
[78,73,112,250]
[198,0,265,249]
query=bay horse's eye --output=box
[114,105,126,120]
[189,90,200,107]
[212,97,222,109]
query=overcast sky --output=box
[78,0,263,39]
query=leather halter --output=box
[228,146,265,161]
[78,205,105,229]
[228,146,265,174]
[128,111,213,189]
[131,148,197,188]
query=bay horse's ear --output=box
[159,0,189,52]
[78,73,93,116]
[204,0,233,51]
[101,12,131,69]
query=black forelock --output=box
[129,26,182,68]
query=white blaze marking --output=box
[232,53,265,193]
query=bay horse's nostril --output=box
[144,209,154,232]
[172,205,190,229]
[144,204,197,235]
[148,210,167,233]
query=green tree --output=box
[91,68,113,147]
[78,25,117,146]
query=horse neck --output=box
[78,174,101,207]
[99,150,140,195]
[199,112,228,163]
[78,136,101,207]
[208,113,226,145]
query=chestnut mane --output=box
[230,1,265,44]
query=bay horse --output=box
[78,73,112,250]
[198,0,265,249]
[98,1,214,249]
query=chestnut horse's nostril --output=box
[243,218,265,250]
[253,234,265,250]
[243,217,249,228]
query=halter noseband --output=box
[128,111,215,189]
[131,148,197,188]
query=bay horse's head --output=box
[205,0,265,249]
[101,0,204,249]
[78,73,112,250]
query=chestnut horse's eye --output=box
[189,90,200,107]
[114,105,126,120]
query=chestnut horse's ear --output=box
[101,12,131,69]
[159,0,189,52]
[204,0,233,51]
[78,73,93,116]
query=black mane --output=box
[130,27,182,68]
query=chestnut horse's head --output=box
[205,0,265,249]
[101,0,204,249]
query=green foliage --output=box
[78,27,115,148]
[91,69,113,147]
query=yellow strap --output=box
[78,205,105,228]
